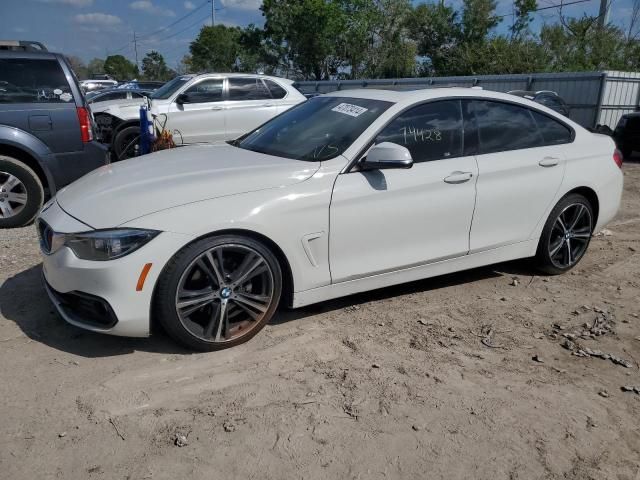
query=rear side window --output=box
[228,78,271,101]
[96,91,127,102]
[531,111,572,145]
[375,100,463,163]
[0,58,73,104]
[536,95,562,109]
[472,100,543,153]
[264,79,287,99]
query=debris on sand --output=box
[621,386,640,394]
[532,354,544,363]
[595,229,613,236]
[472,325,510,350]
[561,338,632,368]
[510,278,519,287]
[174,433,188,447]
[598,390,609,398]
[223,421,236,433]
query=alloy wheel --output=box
[0,171,28,219]
[175,244,275,344]
[548,202,592,269]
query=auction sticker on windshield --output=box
[331,103,368,117]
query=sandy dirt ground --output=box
[1,162,640,480]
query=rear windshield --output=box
[0,58,73,104]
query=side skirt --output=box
[292,239,538,308]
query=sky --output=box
[0,0,636,71]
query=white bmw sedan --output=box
[37,88,623,351]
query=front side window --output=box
[228,78,271,101]
[184,79,223,103]
[236,96,392,161]
[375,100,463,162]
[0,59,73,104]
[472,100,544,154]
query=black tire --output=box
[113,125,140,161]
[535,193,594,275]
[0,156,44,229]
[154,235,283,351]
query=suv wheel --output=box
[0,156,44,228]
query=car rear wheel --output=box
[535,193,594,274]
[154,235,283,351]
[113,125,140,161]
[0,156,44,229]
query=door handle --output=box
[264,103,275,107]
[444,171,473,184]
[211,106,223,111]
[539,156,560,167]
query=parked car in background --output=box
[117,80,165,91]
[96,73,306,160]
[0,42,109,228]
[87,88,152,106]
[38,88,622,350]
[80,78,118,93]
[508,90,571,117]
[613,112,640,158]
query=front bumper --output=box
[38,201,193,337]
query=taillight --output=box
[613,149,623,169]
[76,107,93,143]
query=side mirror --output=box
[360,142,413,170]
[176,93,189,105]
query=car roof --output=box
[0,49,61,60]
[324,87,545,105]
[192,73,296,84]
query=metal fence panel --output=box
[295,72,609,128]
[599,71,640,129]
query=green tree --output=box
[406,1,462,75]
[141,50,171,80]
[65,55,88,79]
[103,55,138,80]
[189,25,243,72]
[86,58,105,78]
[461,0,500,43]
[261,0,347,79]
[510,0,537,39]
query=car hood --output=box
[56,144,320,229]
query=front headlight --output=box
[52,229,159,261]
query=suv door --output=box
[225,77,278,139]
[329,99,478,282]
[467,99,571,252]
[165,77,225,144]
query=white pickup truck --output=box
[91,73,306,160]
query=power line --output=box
[496,0,593,18]
[137,0,209,40]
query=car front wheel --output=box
[154,235,283,351]
[535,193,594,274]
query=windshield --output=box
[236,96,392,161]
[151,76,192,100]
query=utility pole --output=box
[598,0,610,28]
[211,0,215,26]
[133,31,139,72]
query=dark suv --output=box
[0,41,109,228]
[613,112,640,159]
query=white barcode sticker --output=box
[331,103,368,117]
